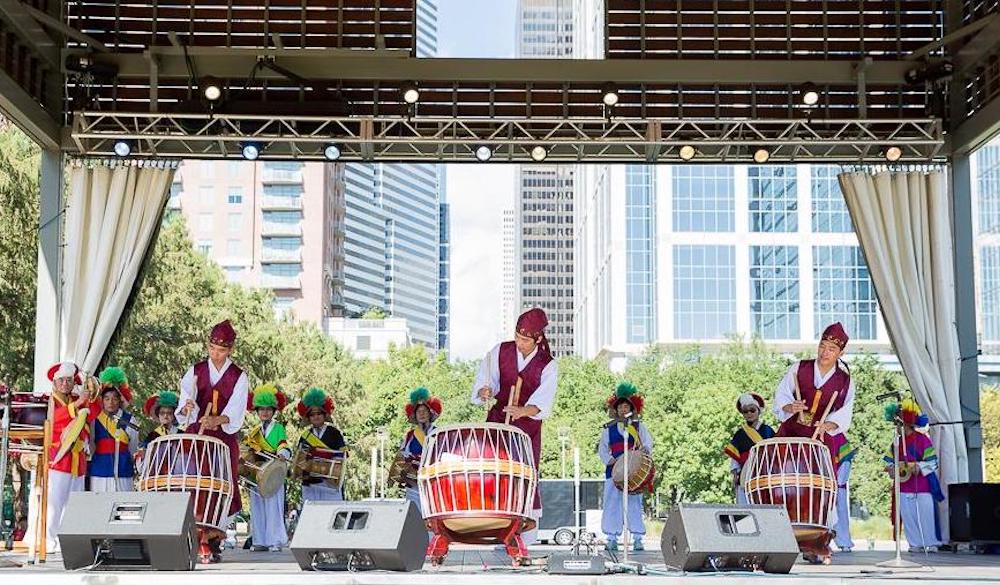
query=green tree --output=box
[360,306,387,320]
[983,386,1000,481]
[0,123,40,391]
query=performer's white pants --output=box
[301,483,342,502]
[901,492,941,549]
[89,476,135,492]
[249,485,287,548]
[602,478,644,540]
[46,470,85,550]
[833,460,854,549]
[405,487,421,512]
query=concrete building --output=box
[325,317,412,360]
[168,159,344,324]
[514,0,583,355]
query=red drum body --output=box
[419,423,537,564]
[137,434,234,533]
[742,438,837,558]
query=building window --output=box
[201,160,215,179]
[198,213,212,231]
[625,165,656,343]
[224,266,244,278]
[977,144,1000,235]
[228,160,242,179]
[813,246,876,340]
[673,245,736,339]
[227,212,242,232]
[264,161,303,171]
[226,239,242,256]
[196,239,212,255]
[263,211,303,224]
[672,165,735,232]
[982,246,1000,341]
[750,246,800,339]
[199,185,213,203]
[227,187,244,205]
[273,296,294,319]
[263,237,302,251]
[263,263,301,277]
[356,335,371,351]
[749,165,798,232]
[811,165,853,233]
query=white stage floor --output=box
[3,544,999,584]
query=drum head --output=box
[256,459,288,498]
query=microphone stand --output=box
[878,413,920,569]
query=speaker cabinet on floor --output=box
[59,491,197,570]
[660,503,799,573]
[290,499,428,571]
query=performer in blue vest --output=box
[89,367,139,492]
[397,387,441,510]
[724,393,776,505]
[598,383,654,552]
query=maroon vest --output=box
[189,359,244,515]
[487,341,552,509]
[777,359,850,447]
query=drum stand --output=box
[877,417,920,569]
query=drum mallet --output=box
[810,391,839,440]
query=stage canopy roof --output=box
[0,0,997,162]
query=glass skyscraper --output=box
[338,0,445,349]
[575,163,887,363]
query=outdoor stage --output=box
[2,544,999,584]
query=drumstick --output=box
[811,390,839,440]
[504,376,523,425]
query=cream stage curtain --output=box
[60,160,176,375]
[839,169,968,538]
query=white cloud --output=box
[446,165,514,360]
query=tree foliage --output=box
[0,123,40,390]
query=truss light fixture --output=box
[201,77,223,102]
[884,145,903,162]
[800,82,820,106]
[402,83,420,104]
[241,142,262,161]
[113,139,133,157]
[601,83,619,107]
[530,145,548,162]
[324,143,342,161]
[475,145,493,162]
[679,145,696,161]
[753,147,771,164]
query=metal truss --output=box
[70,111,944,163]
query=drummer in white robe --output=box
[472,307,559,546]
[598,383,654,552]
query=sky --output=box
[438,1,518,360]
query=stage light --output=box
[201,77,222,102]
[324,144,341,161]
[402,83,420,104]
[113,139,133,157]
[475,145,493,162]
[753,147,770,164]
[884,145,903,162]
[530,145,548,162]
[241,142,262,161]
[602,83,619,107]
[679,145,696,161]
[800,82,819,106]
